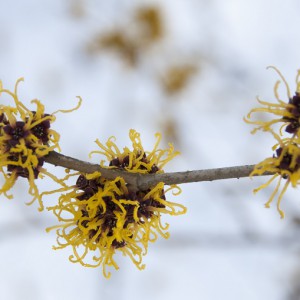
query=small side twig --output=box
[45,151,268,190]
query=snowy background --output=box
[1,0,300,299]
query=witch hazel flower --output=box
[245,66,300,136]
[249,131,300,218]
[0,78,81,210]
[246,67,300,217]
[47,129,186,278]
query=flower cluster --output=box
[86,6,163,65]
[0,78,81,210]
[47,130,186,278]
[245,67,300,217]
[161,64,197,95]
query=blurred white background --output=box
[1,0,300,299]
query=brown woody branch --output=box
[45,151,267,190]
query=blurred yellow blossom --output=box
[161,64,197,95]
[86,6,163,66]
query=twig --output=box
[45,151,269,190]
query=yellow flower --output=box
[86,6,163,66]
[135,6,163,42]
[245,67,300,135]
[250,131,300,218]
[161,64,197,95]
[0,78,81,210]
[47,130,186,278]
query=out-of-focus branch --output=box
[45,151,270,190]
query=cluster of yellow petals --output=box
[245,67,300,135]
[90,129,178,173]
[0,78,186,279]
[47,130,186,278]
[245,67,300,217]
[250,132,300,218]
[0,78,82,210]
